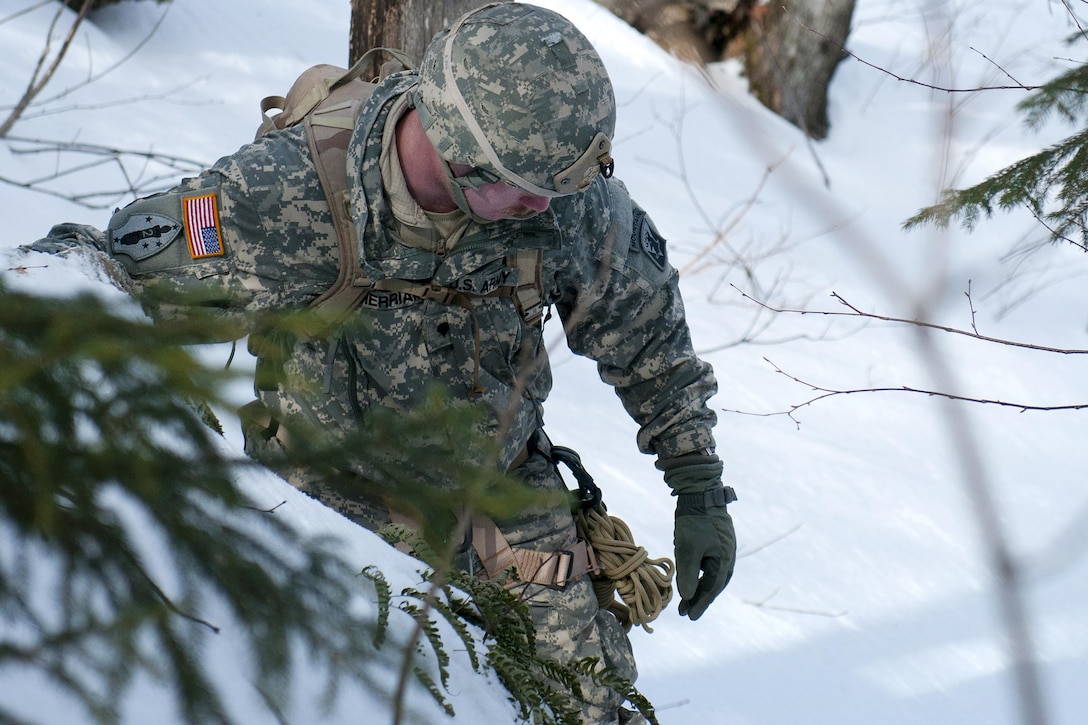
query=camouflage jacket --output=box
[82,73,718,472]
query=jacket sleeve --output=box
[22,129,340,340]
[553,177,718,459]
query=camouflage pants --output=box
[501,447,638,725]
[242,411,637,724]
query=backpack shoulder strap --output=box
[301,77,376,323]
[256,64,380,332]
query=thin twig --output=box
[724,357,1088,429]
[735,285,1088,355]
[743,588,848,618]
[0,0,94,138]
[739,523,802,559]
[783,6,1044,94]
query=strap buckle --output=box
[551,550,575,588]
[676,486,738,515]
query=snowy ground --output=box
[3,0,1087,723]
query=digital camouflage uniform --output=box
[27,5,720,723]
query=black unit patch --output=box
[110,212,182,261]
[631,208,667,271]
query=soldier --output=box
[27,3,736,722]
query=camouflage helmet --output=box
[413,2,616,198]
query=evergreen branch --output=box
[903,29,1088,252]
[1016,48,1088,129]
[903,127,1088,237]
[0,284,399,725]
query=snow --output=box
[3,0,1088,723]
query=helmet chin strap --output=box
[441,160,497,226]
[407,90,494,225]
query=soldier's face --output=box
[450,164,550,221]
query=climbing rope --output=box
[550,443,675,632]
[575,504,674,633]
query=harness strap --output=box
[506,249,544,326]
[303,99,372,320]
[471,514,599,589]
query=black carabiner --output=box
[550,445,603,511]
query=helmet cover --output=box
[414,2,616,198]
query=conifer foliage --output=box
[905,31,1088,249]
[0,279,657,724]
[0,282,390,724]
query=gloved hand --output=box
[24,223,110,254]
[658,453,737,620]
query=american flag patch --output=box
[182,192,225,259]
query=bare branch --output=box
[742,588,848,618]
[723,357,1088,429]
[0,0,94,138]
[965,280,980,335]
[678,156,785,276]
[14,78,214,122]
[738,523,802,559]
[1057,0,1088,43]
[734,285,1088,355]
[782,5,1044,94]
[1,135,206,208]
[0,1,53,26]
[31,7,173,110]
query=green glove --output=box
[658,453,737,621]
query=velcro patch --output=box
[631,208,666,271]
[110,212,181,261]
[182,192,225,259]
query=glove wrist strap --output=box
[675,485,737,515]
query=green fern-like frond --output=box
[359,565,392,648]
[426,590,482,672]
[375,501,662,725]
[399,599,453,690]
[412,666,456,717]
[582,659,660,725]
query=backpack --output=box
[255,55,545,335]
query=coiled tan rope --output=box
[575,506,674,633]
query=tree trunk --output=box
[348,0,489,80]
[594,0,712,63]
[743,0,856,140]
